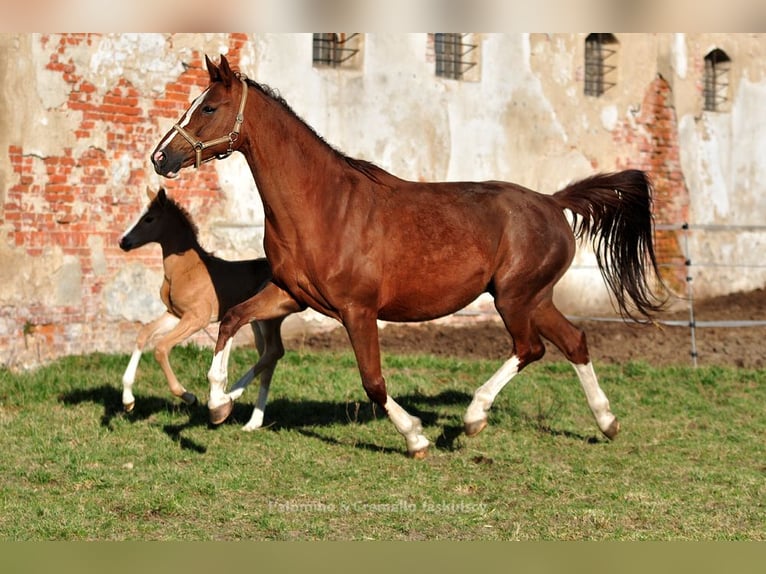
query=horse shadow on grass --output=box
[58,384,474,455]
[59,385,599,455]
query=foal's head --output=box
[119,188,198,252]
[152,54,248,178]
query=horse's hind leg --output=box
[463,307,546,437]
[225,318,286,431]
[122,312,180,412]
[533,301,620,439]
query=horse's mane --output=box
[245,78,386,184]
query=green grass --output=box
[0,345,763,540]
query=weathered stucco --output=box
[1,33,765,369]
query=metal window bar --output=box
[312,33,359,67]
[584,34,617,96]
[435,33,477,80]
[703,51,730,111]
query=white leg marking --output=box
[464,356,521,426]
[227,366,256,401]
[207,338,233,410]
[121,347,142,407]
[155,88,209,152]
[242,382,271,431]
[572,362,616,433]
[385,395,429,454]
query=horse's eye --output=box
[142,216,155,224]
[202,105,216,114]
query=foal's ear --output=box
[156,187,168,205]
[206,54,221,83]
[145,186,157,201]
[218,54,234,88]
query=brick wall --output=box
[1,33,250,369]
[613,75,690,293]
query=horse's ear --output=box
[157,187,168,205]
[218,54,234,88]
[145,186,157,201]
[206,54,221,83]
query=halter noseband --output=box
[172,74,249,168]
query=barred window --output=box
[434,33,478,81]
[584,33,618,96]
[703,49,731,112]
[312,33,361,68]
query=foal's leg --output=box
[343,308,430,458]
[533,302,620,439]
[122,312,180,412]
[464,303,546,437]
[208,284,302,425]
[154,313,210,406]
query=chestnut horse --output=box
[119,187,285,430]
[151,55,665,457]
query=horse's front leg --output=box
[343,308,430,458]
[208,284,302,425]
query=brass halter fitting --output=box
[172,74,249,168]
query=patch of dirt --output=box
[285,288,766,369]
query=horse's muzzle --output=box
[151,149,181,178]
[118,237,135,251]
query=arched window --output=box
[584,33,618,97]
[703,48,731,112]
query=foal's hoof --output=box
[123,401,135,413]
[602,418,621,440]
[181,392,198,406]
[209,399,234,425]
[409,447,428,460]
[464,418,488,438]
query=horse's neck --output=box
[240,89,346,218]
[159,217,203,262]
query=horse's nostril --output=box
[153,150,165,165]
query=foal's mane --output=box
[155,192,199,238]
[245,78,386,184]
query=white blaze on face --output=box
[155,88,210,153]
[120,203,149,242]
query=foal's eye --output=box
[142,216,155,224]
[202,105,216,114]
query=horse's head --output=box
[119,187,172,251]
[151,54,248,178]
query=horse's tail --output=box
[552,169,667,321]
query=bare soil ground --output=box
[285,288,766,369]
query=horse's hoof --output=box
[409,447,428,460]
[181,392,197,406]
[602,418,621,440]
[209,399,234,425]
[123,401,135,413]
[464,418,488,438]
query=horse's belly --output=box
[378,276,488,322]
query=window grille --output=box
[434,33,477,80]
[584,33,618,96]
[312,33,360,67]
[703,49,731,112]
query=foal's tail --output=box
[553,169,667,321]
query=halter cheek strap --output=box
[172,74,249,168]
